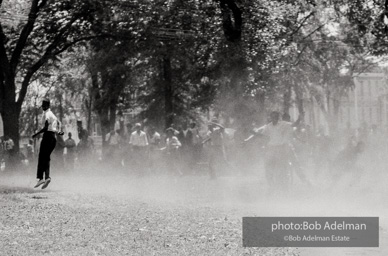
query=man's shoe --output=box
[41,178,51,189]
[34,179,45,188]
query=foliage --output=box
[4,0,385,150]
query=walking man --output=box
[245,111,293,193]
[33,99,61,189]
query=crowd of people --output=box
[0,108,385,193]
[103,121,210,176]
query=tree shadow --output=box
[0,186,49,194]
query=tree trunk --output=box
[163,55,173,128]
[109,102,117,131]
[2,102,21,152]
[283,85,292,115]
[255,91,266,125]
[294,85,305,122]
[86,91,93,134]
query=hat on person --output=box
[42,99,50,105]
[135,123,141,128]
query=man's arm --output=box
[32,120,49,138]
[243,125,266,142]
[202,137,211,144]
[56,120,64,135]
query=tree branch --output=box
[10,0,42,73]
[0,23,11,79]
[0,23,16,102]
[16,14,86,107]
[297,22,328,44]
[288,11,316,38]
[53,34,118,56]
[292,44,309,66]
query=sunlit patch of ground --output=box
[0,172,299,256]
[0,166,387,255]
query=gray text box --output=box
[243,217,379,247]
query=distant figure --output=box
[129,123,148,174]
[106,129,120,159]
[203,118,226,179]
[188,122,201,171]
[33,99,62,189]
[148,126,161,149]
[245,111,293,192]
[148,126,161,172]
[26,139,35,165]
[65,132,77,171]
[331,137,365,185]
[3,136,15,171]
[77,130,94,165]
[124,123,133,144]
[282,113,310,185]
[52,130,66,172]
[178,123,191,148]
[178,122,192,174]
[165,127,182,175]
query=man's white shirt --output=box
[255,121,293,146]
[130,131,148,147]
[42,109,59,132]
[149,132,161,144]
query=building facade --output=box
[290,72,388,134]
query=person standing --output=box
[52,131,65,172]
[202,118,227,179]
[147,126,161,173]
[105,129,120,161]
[65,132,76,171]
[178,122,193,174]
[188,122,201,172]
[129,123,148,174]
[33,99,62,189]
[245,111,293,193]
[3,136,15,171]
[165,127,182,175]
[26,139,35,167]
[77,130,94,167]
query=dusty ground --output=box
[0,167,387,256]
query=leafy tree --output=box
[0,0,115,151]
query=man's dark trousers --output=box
[37,131,57,180]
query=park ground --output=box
[1,167,388,256]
